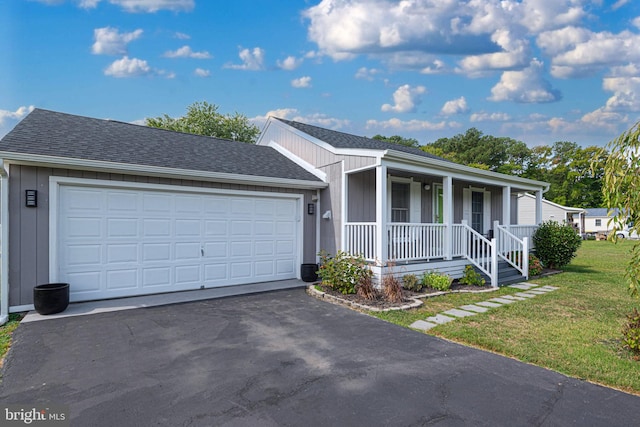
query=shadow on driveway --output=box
[1,289,638,426]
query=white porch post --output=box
[535,190,543,225]
[443,175,453,260]
[376,164,388,264]
[502,186,511,226]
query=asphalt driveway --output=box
[1,288,638,426]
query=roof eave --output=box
[0,152,327,190]
[382,149,550,191]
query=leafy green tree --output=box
[599,121,640,297]
[372,134,420,148]
[146,101,260,143]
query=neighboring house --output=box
[0,109,549,320]
[578,208,625,236]
[517,193,585,234]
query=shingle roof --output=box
[275,118,448,162]
[585,208,620,217]
[0,109,322,182]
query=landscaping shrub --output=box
[528,253,543,277]
[421,271,453,291]
[317,250,371,295]
[356,274,377,301]
[402,274,422,292]
[459,265,486,287]
[382,274,404,303]
[533,221,582,269]
[622,308,640,358]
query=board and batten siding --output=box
[8,165,318,307]
[318,162,343,255]
[261,123,377,172]
[347,169,376,222]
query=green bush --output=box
[533,221,582,269]
[421,271,453,291]
[459,265,486,287]
[622,308,640,357]
[402,274,422,292]
[528,253,543,277]
[317,250,371,295]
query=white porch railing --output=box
[459,221,497,286]
[387,223,447,262]
[507,225,538,248]
[495,221,528,278]
[344,222,377,261]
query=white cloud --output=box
[420,59,446,74]
[457,30,530,76]
[291,76,312,88]
[355,67,382,80]
[381,84,426,113]
[612,0,631,10]
[79,0,100,7]
[251,108,350,130]
[366,118,456,132]
[104,56,151,77]
[470,111,511,122]
[163,45,211,59]
[633,16,640,30]
[441,97,469,116]
[277,56,303,70]
[489,59,561,103]
[92,27,142,55]
[174,32,190,40]
[194,68,210,77]
[538,27,640,78]
[602,77,640,112]
[0,106,35,138]
[224,47,265,71]
[108,0,194,13]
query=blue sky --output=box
[2,0,640,147]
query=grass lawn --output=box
[372,240,640,395]
[0,313,24,369]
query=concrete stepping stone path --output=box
[410,283,559,332]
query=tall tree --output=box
[599,121,640,296]
[146,101,260,143]
[371,134,420,148]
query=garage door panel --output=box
[58,185,300,302]
[107,218,138,237]
[106,269,138,290]
[107,244,138,263]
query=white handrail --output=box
[494,221,528,278]
[460,221,497,287]
[345,222,377,261]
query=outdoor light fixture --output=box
[25,190,37,207]
[423,184,431,191]
[307,203,315,215]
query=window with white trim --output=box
[391,182,410,222]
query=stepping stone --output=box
[460,304,489,313]
[476,301,503,308]
[501,295,526,301]
[410,320,438,331]
[508,283,538,290]
[525,290,549,295]
[538,285,559,291]
[443,308,477,318]
[490,297,516,304]
[426,314,456,324]
[514,292,537,298]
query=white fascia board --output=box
[0,161,8,326]
[383,151,550,192]
[520,192,585,213]
[0,152,328,190]
[266,140,327,181]
[268,119,383,159]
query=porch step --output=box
[475,260,525,287]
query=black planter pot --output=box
[33,283,70,315]
[301,263,319,283]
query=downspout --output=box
[0,160,9,325]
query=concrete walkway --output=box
[410,283,559,331]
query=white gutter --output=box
[0,160,8,325]
[0,152,328,190]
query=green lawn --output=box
[373,240,640,395]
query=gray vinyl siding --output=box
[9,165,317,307]
[318,162,343,255]
[511,194,518,224]
[347,169,375,222]
[260,123,377,172]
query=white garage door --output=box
[55,183,300,302]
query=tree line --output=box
[374,129,607,209]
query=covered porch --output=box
[342,158,547,287]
